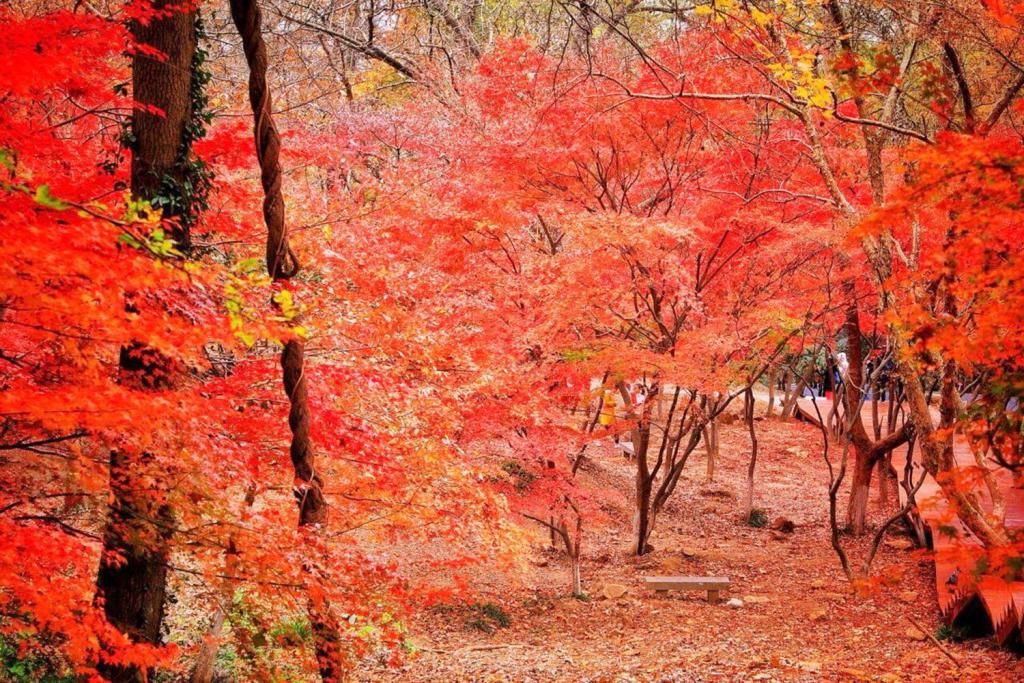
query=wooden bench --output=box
[644,576,730,603]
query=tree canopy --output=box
[2,0,1024,680]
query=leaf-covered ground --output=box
[357,415,1024,682]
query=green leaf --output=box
[118,233,142,249]
[235,257,262,274]
[33,185,69,210]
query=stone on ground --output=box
[601,583,628,600]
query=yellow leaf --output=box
[750,7,771,26]
[809,89,833,109]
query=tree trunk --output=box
[841,293,880,536]
[568,514,583,595]
[632,417,654,555]
[191,486,251,683]
[190,609,225,683]
[96,455,175,683]
[129,2,199,250]
[846,452,873,535]
[847,426,912,535]
[896,341,1011,547]
[875,453,900,516]
[633,502,654,556]
[742,388,758,519]
[96,6,197,681]
[633,473,653,555]
[703,419,719,484]
[766,369,777,417]
[780,376,807,420]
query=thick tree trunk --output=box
[307,592,345,683]
[97,452,175,683]
[96,6,197,681]
[129,1,198,249]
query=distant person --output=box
[823,359,834,400]
[878,359,893,401]
[631,382,647,414]
[835,352,849,399]
[866,358,875,398]
[599,389,616,427]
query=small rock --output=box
[682,547,700,558]
[744,595,770,604]
[770,517,795,533]
[905,626,927,641]
[531,558,549,568]
[797,661,822,673]
[770,530,791,541]
[726,598,744,608]
[898,590,919,604]
[660,556,683,573]
[810,579,826,589]
[602,583,628,600]
[885,538,914,550]
[809,607,828,621]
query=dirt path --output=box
[356,417,1024,682]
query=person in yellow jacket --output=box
[598,389,616,427]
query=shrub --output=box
[464,601,511,632]
[747,508,770,528]
[501,461,537,492]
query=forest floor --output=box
[355,413,1024,682]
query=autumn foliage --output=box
[2,0,1024,679]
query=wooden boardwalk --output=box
[794,396,1024,645]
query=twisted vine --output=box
[229,0,300,279]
